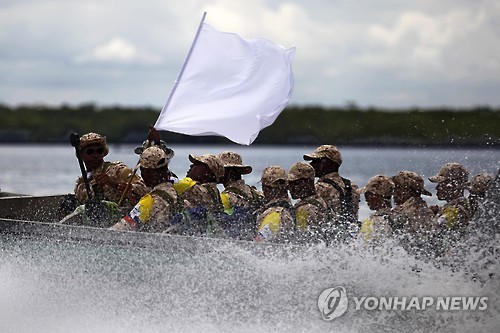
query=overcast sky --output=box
[1,0,499,109]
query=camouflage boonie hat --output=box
[140,146,170,169]
[189,154,225,182]
[359,175,395,197]
[469,172,494,194]
[134,140,174,160]
[429,163,469,185]
[303,145,342,165]
[79,132,109,156]
[261,166,288,187]
[392,171,432,196]
[288,162,315,181]
[218,151,252,174]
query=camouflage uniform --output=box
[181,181,223,213]
[218,152,265,240]
[468,172,494,216]
[110,146,181,232]
[74,132,147,207]
[390,171,435,257]
[434,197,472,235]
[75,161,147,206]
[390,171,434,234]
[220,179,264,240]
[293,195,328,229]
[303,145,359,223]
[391,196,436,236]
[429,163,472,256]
[359,175,394,245]
[360,208,393,245]
[288,162,329,243]
[255,166,294,242]
[218,151,264,211]
[173,154,225,236]
[255,201,294,242]
[222,179,264,210]
[111,182,181,232]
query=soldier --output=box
[74,132,147,208]
[390,171,435,233]
[359,175,394,246]
[171,153,225,236]
[218,151,265,240]
[109,146,181,232]
[254,166,294,242]
[288,162,329,243]
[468,172,494,216]
[390,171,435,257]
[133,125,177,183]
[428,163,472,255]
[303,145,360,229]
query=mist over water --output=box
[0,145,499,332]
[1,229,498,332]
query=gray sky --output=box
[1,0,499,108]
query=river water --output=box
[0,144,499,332]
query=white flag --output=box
[154,20,295,145]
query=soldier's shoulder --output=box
[105,160,130,172]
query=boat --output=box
[0,193,68,221]
[0,194,295,256]
[0,190,29,198]
[2,170,498,257]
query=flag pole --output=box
[121,14,207,205]
[157,12,207,119]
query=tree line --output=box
[0,103,498,146]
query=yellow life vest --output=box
[360,218,374,242]
[173,177,196,195]
[258,211,281,240]
[295,207,309,230]
[132,193,155,224]
[437,206,459,229]
[220,193,234,215]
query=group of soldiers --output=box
[360,166,495,258]
[67,128,497,258]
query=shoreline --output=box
[0,141,498,149]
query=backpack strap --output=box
[201,183,224,212]
[319,178,345,198]
[319,177,356,222]
[340,177,355,217]
[249,186,266,207]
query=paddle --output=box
[117,139,151,206]
[117,125,162,206]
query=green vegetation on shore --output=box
[0,103,498,146]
